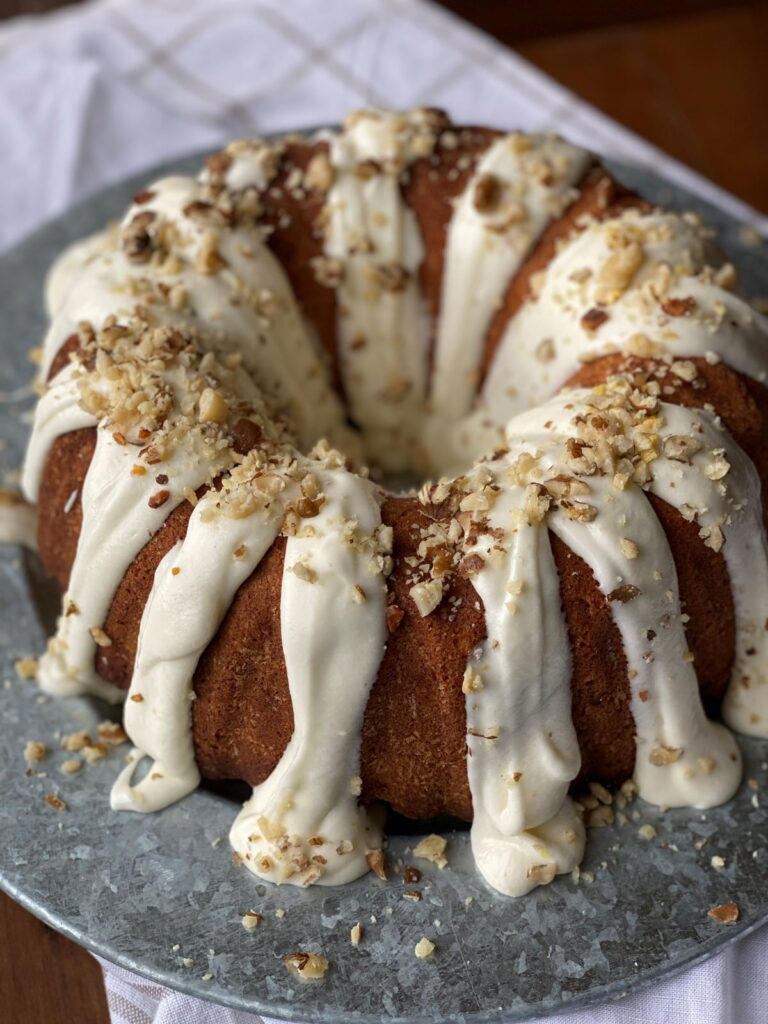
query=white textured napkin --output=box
[2,1,766,1021]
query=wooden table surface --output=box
[1,2,766,1021]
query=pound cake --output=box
[21,108,768,898]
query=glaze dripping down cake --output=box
[22,108,768,897]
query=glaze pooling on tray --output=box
[20,108,768,899]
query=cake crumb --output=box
[708,902,739,924]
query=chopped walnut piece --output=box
[284,952,329,981]
[594,240,644,304]
[403,866,422,884]
[619,538,639,560]
[580,307,609,332]
[663,435,701,461]
[670,360,698,383]
[89,626,112,648]
[148,490,170,510]
[638,824,657,840]
[61,759,82,775]
[661,296,695,316]
[196,231,227,275]
[473,173,501,213]
[708,902,739,924]
[385,605,405,634]
[14,656,38,680]
[230,418,263,455]
[310,255,344,288]
[23,741,47,765]
[198,388,229,424]
[414,937,435,959]
[459,553,485,577]
[122,211,156,263]
[608,584,640,603]
[241,910,263,931]
[563,500,598,523]
[705,453,730,481]
[403,890,422,902]
[526,863,556,885]
[355,158,381,180]
[649,745,683,766]
[374,262,410,293]
[289,560,318,584]
[414,834,447,869]
[587,804,614,828]
[98,721,128,746]
[349,775,363,796]
[535,337,556,363]
[366,849,388,881]
[304,152,334,192]
[83,743,107,764]
[523,483,551,524]
[46,794,67,811]
[714,262,737,289]
[61,730,92,752]
[410,579,443,617]
[350,923,363,946]
[462,666,484,694]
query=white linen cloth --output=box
[1,1,765,1021]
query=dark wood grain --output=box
[0,3,766,1022]
[516,3,768,211]
[0,890,109,1022]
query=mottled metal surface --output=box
[0,152,767,1023]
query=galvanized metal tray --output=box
[0,150,767,1023]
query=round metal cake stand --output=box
[0,149,767,1023]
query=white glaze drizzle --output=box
[21,362,96,502]
[496,389,749,806]
[38,176,351,454]
[322,110,435,474]
[33,426,211,702]
[481,208,768,429]
[112,484,288,811]
[462,479,584,896]
[230,466,387,886]
[431,133,589,419]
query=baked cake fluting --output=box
[22,108,768,898]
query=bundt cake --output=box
[21,108,768,898]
